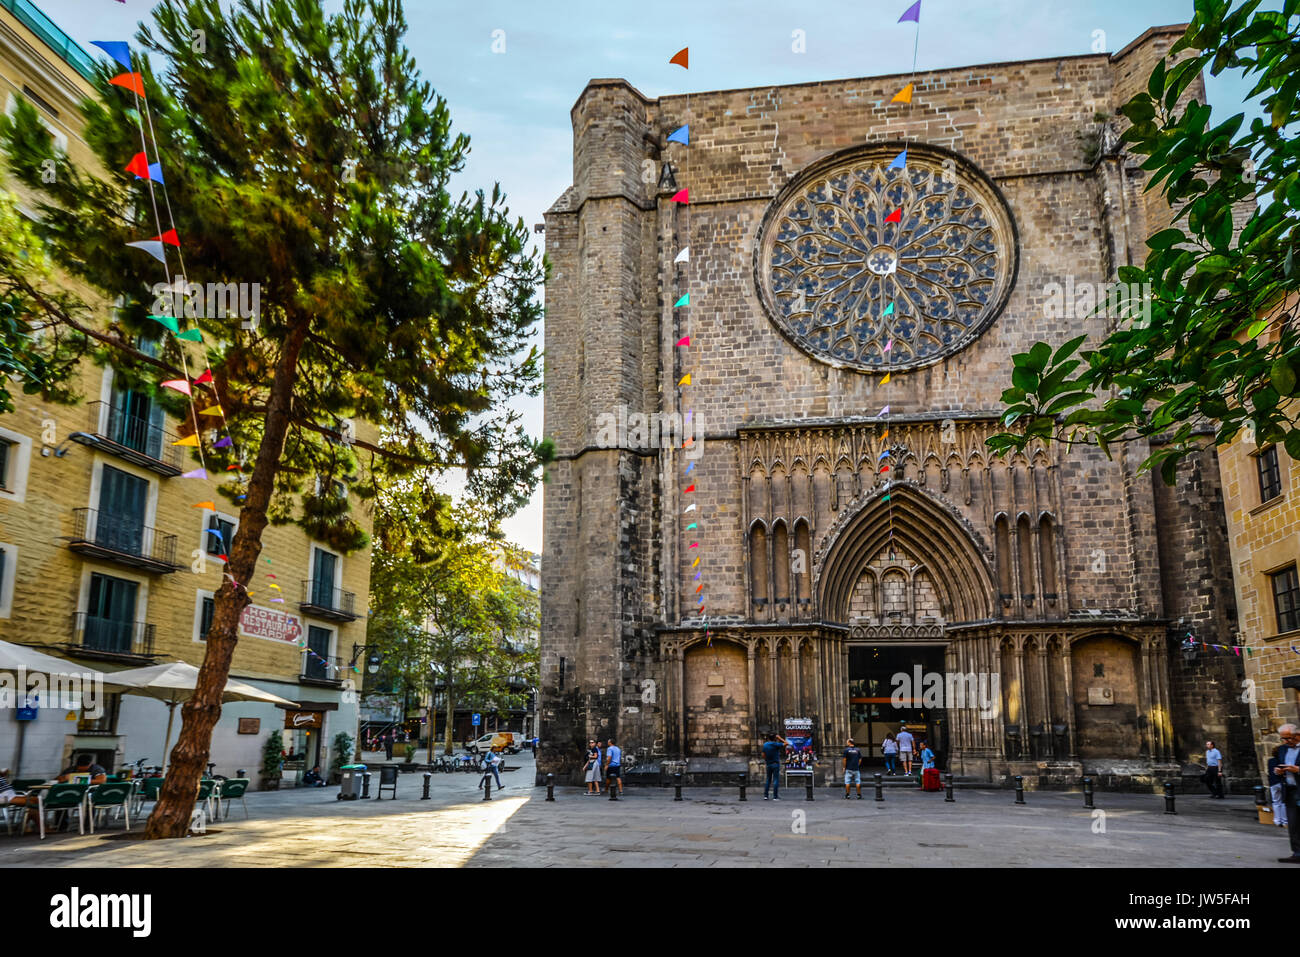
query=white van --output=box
[467,731,520,754]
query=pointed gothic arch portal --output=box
[818,485,996,629]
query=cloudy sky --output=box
[33,0,1258,552]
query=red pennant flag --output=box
[151,229,180,247]
[885,207,902,223]
[669,47,689,69]
[225,464,241,472]
[684,485,695,493]
[676,336,690,346]
[194,369,214,385]
[109,72,145,97]
[125,152,150,178]
[672,189,689,204]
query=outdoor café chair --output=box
[27,783,89,839]
[87,781,133,832]
[195,779,217,823]
[215,778,250,820]
[134,776,164,817]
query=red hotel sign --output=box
[239,604,304,645]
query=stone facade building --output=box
[539,25,1254,789]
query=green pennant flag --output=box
[883,302,895,317]
[174,328,203,342]
[147,313,179,333]
[674,293,690,308]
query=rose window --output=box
[756,147,1018,372]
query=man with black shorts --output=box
[604,737,623,795]
[843,738,863,799]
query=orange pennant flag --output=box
[891,83,914,104]
[669,47,689,69]
[109,72,145,97]
[171,434,200,447]
[192,501,215,510]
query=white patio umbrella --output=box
[0,637,108,679]
[103,661,299,767]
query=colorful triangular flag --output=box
[214,436,233,449]
[192,501,215,509]
[148,162,164,184]
[685,462,695,473]
[147,313,179,333]
[172,434,200,447]
[888,149,908,170]
[151,228,179,246]
[181,468,207,479]
[881,373,891,385]
[674,247,689,264]
[90,41,132,70]
[126,240,166,263]
[667,125,689,145]
[885,208,902,223]
[883,302,895,316]
[194,369,213,385]
[686,523,697,530]
[676,336,690,346]
[674,293,689,307]
[684,503,696,513]
[199,405,222,415]
[678,374,691,386]
[684,484,695,493]
[898,0,921,23]
[175,328,203,342]
[125,153,150,179]
[669,47,689,68]
[671,189,689,204]
[891,83,914,105]
[109,72,144,96]
[879,405,891,416]
[161,378,191,395]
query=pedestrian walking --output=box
[1272,724,1300,863]
[897,725,915,776]
[383,730,394,761]
[842,738,863,799]
[1267,749,1289,828]
[760,731,789,800]
[583,739,602,795]
[480,748,504,791]
[604,737,624,796]
[882,732,899,775]
[1203,739,1225,798]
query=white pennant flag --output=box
[683,503,696,513]
[674,246,689,264]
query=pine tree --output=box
[0,0,547,838]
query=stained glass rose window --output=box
[755,146,1018,372]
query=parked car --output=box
[467,731,520,754]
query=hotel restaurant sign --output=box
[238,603,304,645]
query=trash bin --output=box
[338,764,366,801]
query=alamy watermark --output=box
[1043,278,1153,326]
[150,277,261,330]
[0,666,103,719]
[595,405,706,460]
[891,666,1000,720]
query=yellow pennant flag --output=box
[678,374,691,386]
[692,558,700,567]
[891,83,914,104]
[881,373,891,385]
[171,434,200,447]
[199,405,223,415]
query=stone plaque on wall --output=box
[1087,687,1115,706]
[707,674,725,687]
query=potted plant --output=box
[260,730,284,790]
[330,732,353,784]
[403,741,417,764]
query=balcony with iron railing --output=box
[300,653,345,686]
[299,579,357,622]
[68,400,184,476]
[67,508,181,573]
[69,611,156,660]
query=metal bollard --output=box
[1014,775,1026,805]
[422,772,431,800]
[805,779,814,801]
[738,773,747,802]
[1163,781,1177,815]
[874,772,884,802]
[361,771,371,799]
[482,775,492,801]
[944,772,955,803]
[1082,776,1094,809]
[1254,784,1267,808]
[673,772,683,802]
[608,778,618,801]
[545,773,555,802]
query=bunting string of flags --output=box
[669,45,710,645]
[1181,634,1300,659]
[890,1,922,106]
[89,37,256,594]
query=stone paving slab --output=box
[0,756,1290,867]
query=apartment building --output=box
[0,0,372,784]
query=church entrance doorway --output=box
[848,643,948,771]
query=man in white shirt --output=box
[1203,740,1225,799]
[1273,724,1300,863]
[897,726,915,776]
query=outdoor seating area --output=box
[3,773,256,839]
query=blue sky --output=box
[34,0,1259,552]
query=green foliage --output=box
[990,0,1300,480]
[331,732,353,773]
[261,729,284,780]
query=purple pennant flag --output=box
[878,405,891,416]
[898,0,921,23]
[91,41,132,70]
[214,436,233,449]
[181,468,207,479]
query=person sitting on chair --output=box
[303,765,326,788]
[0,769,28,807]
[57,754,107,785]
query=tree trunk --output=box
[144,321,311,839]
[442,675,456,756]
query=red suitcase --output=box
[922,767,943,791]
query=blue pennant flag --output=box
[90,41,132,70]
[888,149,907,170]
[667,124,689,145]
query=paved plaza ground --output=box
[1,754,1293,867]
